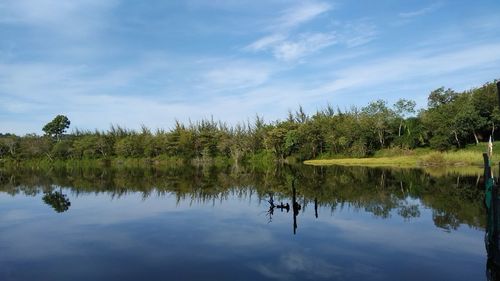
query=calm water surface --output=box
[0,165,489,280]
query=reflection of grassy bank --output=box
[305,160,488,177]
[305,144,500,169]
[0,158,186,170]
[304,156,420,167]
[0,155,277,170]
[422,166,487,177]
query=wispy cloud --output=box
[244,3,378,62]
[399,2,442,18]
[0,56,288,133]
[273,1,332,30]
[317,42,500,96]
[251,251,344,280]
[336,21,378,47]
[245,24,376,62]
[272,32,336,61]
[243,1,334,61]
[245,34,287,52]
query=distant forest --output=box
[1,80,499,163]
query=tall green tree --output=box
[361,100,395,149]
[452,95,485,145]
[264,126,288,160]
[43,115,70,141]
[427,87,458,108]
[393,99,416,137]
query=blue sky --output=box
[1,0,499,135]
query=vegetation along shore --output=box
[1,80,499,168]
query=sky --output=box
[1,0,499,135]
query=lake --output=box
[0,165,491,280]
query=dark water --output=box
[0,165,489,281]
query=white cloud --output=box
[273,33,337,61]
[245,24,374,61]
[251,251,347,280]
[0,56,294,134]
[274,1,332,30]
[338,21,378,47]
[319,42,500,94]
[245,34,287,52]
[0,57,176,134]
[399,2,442,18]
[245,4,376,62]
[243,1,335,61]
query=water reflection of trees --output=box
[0,164,485,230]
[42,187,71,213]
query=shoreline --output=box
[304,152,495,168]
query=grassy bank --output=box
[305,142,500,167]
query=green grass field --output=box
[305,141,500,168]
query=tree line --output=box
[0,80,499,163]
